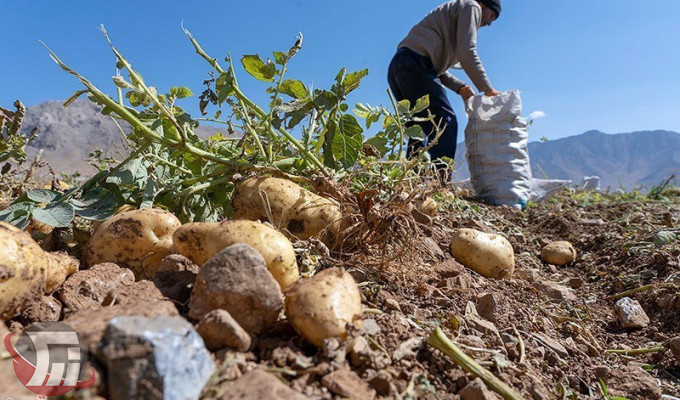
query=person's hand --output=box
[484,88,501,97]
[458,85,475,101]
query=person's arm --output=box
[438,71,466,93]
[456,4,495,94]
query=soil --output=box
[5,189,680,399]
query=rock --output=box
[459,378,501,400]
[188,244,283,335]
[384,298,402,312]
[220,369,307,400]
[152,269,197,304]
[598,364,661,399]
[533,281,577,302]
[393,337,424,361]
[321,369,376,400]
[435,259,465,278]
[476,292,500,323]
[112,280,165,305]
[541,241,576,265]
[19,295,62,323]
[59,262,135,312]
[348,336,373,368]
[64,300,179,353]
[568,277,584,289]
[368,370,395,396]
[670,337,680,364]
[614,297,650,330]
[517,268,540,282]
[195,309,251,352]
[158,254,200,274]
[529,382,551,400]
[532,333,569,358]
[99,316,213,400]
[360,318,381,336]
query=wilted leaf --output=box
[241,55,277,82]
[32,203,75,228]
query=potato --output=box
[541,241,576,266]
[284,268,362,347]
[84,208,181,279]
[450,228,515,279]
[0,222,78,319]
[231,177,342,242]
[173,219,299,288]
[417,197,438,217]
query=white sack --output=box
[464,90,532,209]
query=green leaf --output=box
[241,55,277,82]
[397,99,411,115]
[32,203,75,228]
[0,202,36,229]
[653,231,678,246]
[71,188,117,220]
[313,90,338,110]
[331,132,362,169]
[413,95,430,113]
[26,189,60,203]
[364,135,389,157]
[404,125,425,140]
[339,114,364,136]
[279,80,308,99]
[168,86,193,98]
[343,69,369,94]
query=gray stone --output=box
[384,298,402,312]
[360,318,382,336]
[459,378,501,400]
[615,297,650,330]
[221,369,307,400]
[99,316,214,400]
[195,309,251,352]
[188,244,283,335]
[393,337,424,361]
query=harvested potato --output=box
[541,241,576,266]
[450,228,515,279]
[84,208,181,279]
[174,219,299,288]
[284,268,362,347]
[0,222,78,319]
[91,204,137,231]
[231,177,342,242]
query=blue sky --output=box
[2,1,679,141]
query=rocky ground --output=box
[2,188,680,400]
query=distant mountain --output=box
[21,100,227,177]
[453,130,680,190]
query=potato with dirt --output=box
[541,241,576,266]
[284,268,362,347]
[450,228,515,279]
[0,222,78,319]
[173,219,299,288]
[231,176,342,242]
[83,208,181,279]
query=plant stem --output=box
[604,343,667,356]
[607,283,679,301]
[387,89,405,159]
[428,327,524,400]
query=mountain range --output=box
[14,100,680,190]
[453,129,680,190]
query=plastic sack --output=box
[464,90,532,209]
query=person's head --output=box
[477,0,501,27]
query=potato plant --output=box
[1,26,439,230]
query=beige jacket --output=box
[398,0,493,93]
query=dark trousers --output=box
[387,47,458,162]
